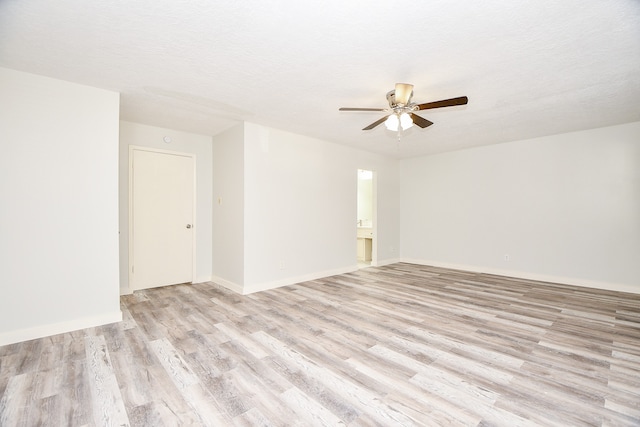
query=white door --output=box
[130,147,195,290]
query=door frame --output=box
[356,168,377,266]
[128,145,197,291]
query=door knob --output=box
[186,224,192,229]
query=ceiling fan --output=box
[339,83,468,131]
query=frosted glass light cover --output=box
[385,114,399,131]
[400,113,413,130]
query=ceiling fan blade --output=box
[363,115,389,130]
[417,96,468,110]
[410,113,434,129]
[339,107,386,111]
[394,83,414,105]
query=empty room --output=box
[1,1,639,426]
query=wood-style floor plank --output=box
[0,263,639,426]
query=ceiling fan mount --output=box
[340,83,468,131]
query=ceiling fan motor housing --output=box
[386,90,396,107]
[387,91,418,116]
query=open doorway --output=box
[357,169,375,268]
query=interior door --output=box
[130,147,195,290]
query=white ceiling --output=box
[1,1,639,158]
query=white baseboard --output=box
[401,258,640,295]
[210,275,244,294]
[210,266,357,296]
[372,257,401,267]
[0,311,123,347]
[194,275,212,284]
[243,265,358,295]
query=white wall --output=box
[400,122,640,293]
[241,123,400,293]
[119,121,213,292]
[0,68,121,345]
[212,124,245,290]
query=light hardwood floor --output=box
[1,263,639,426]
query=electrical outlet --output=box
[504,254,510,261]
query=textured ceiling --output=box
[1,1,639,158]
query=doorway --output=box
[129,146,195,291]
[357,169,375,268]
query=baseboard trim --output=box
[194,275,212,284]
[210,275,244,294]
[211,266,360,295]
[372,257,401,267]
[0,311,123,347]
[242,265,358,295]
[401,258,640,295]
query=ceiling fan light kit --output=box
[384,114,399,131]
[385,112,413,131]
[340,83,468,134]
